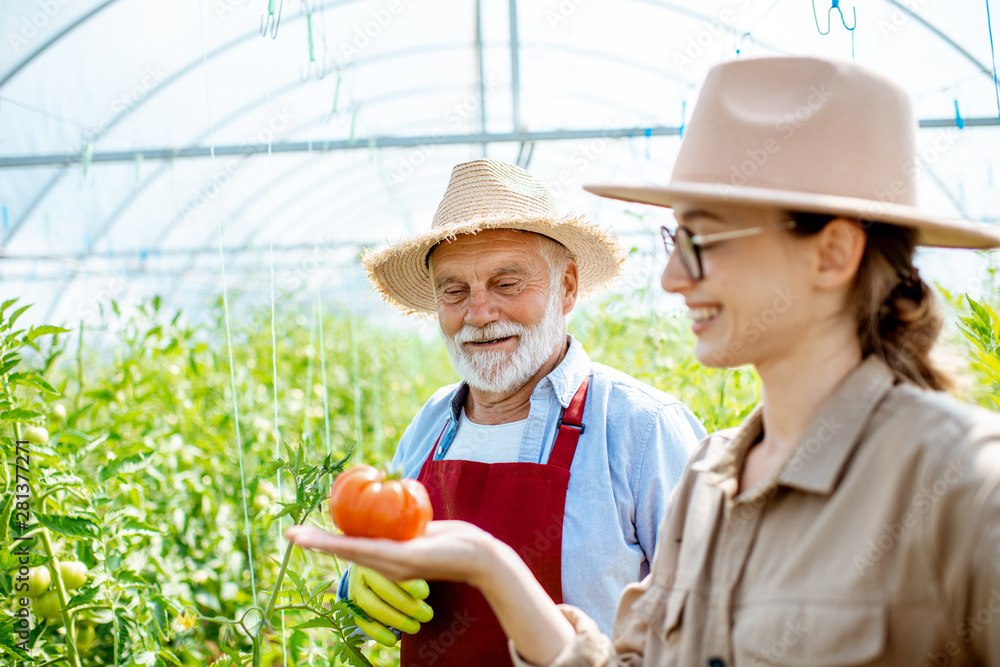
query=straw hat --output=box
[585,56,1000,249]
[363,159,626,315]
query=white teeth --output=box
[687,306,721,323]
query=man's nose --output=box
[465,288,498,327]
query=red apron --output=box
[400,376,590,667]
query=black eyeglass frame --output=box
[660,220,797,281]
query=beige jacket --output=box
[513,356,1000,666]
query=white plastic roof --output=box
[2,0,999,328]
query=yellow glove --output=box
[347,565,433,647]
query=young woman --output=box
[287,56,1000,665]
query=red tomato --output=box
[328,465,432,540]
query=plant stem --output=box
[263,536,297,622]
[40,528,82,667]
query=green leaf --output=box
[8,305,31,329]
[0,357,19,376]
[114,518,161,538]
[99,450,155,482]
[34,513,101,539]
[0,408,42,423]
[0,494,12,545]
[291,617,336,630]
[115,570,153,588]
[0,299,17,316]
[0,613,34,661]
[271,502,302,522]
[8,372,60,395]
[115,608,131,658]
[24,325,71,343]
[256,459,284,477]
[65,584,100,610]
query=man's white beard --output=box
[442,293,566,395]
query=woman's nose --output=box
[661,250,696,293]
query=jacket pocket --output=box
[732,600,886,666]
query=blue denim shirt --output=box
[390,335,706,634]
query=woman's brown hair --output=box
[791,213,954,391]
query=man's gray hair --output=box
[533,233,576,293]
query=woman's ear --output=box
[812,218,867,289]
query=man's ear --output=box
[562,259,579,315]
[812,218,866,290]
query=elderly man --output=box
[348,159,704,665]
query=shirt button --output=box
[707,660,725,667]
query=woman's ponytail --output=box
[792,213,954,391]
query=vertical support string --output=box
[986,0,1000,124]
[302,291,317,437]
[262,30,289,665]
[318,287,332,461]
[198,0,257,602]
[349,272,362,462]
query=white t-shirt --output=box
[444,407,526,464]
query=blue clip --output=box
[813,0,856,35]
[954,100,965,130]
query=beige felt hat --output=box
[363,159,627,315]
[585,56,1000,249]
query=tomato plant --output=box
[328,465,432,540]
[0,272,992,667]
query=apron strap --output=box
[547,375,590,470]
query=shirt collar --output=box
[543,335,592,408]
[695,355,897,497]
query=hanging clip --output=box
[813,0,856,36]
[299,1,327,80]
[260,0,283,39]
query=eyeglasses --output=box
[660,220,797,281]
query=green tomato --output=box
[25,567,51,598]
[58,561,87,591]
[75,622,96,651]
[32,591,61,621]
[22,426,48,445]
[52,403,67,420]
